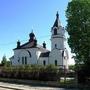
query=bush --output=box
[0,65,64,81]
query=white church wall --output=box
[10,57,14,65]
[12,48,39,65]
[39,57,49,66]
[58,26,65,36]
[49,49,63,66]
[63,49,69,69]
[52,26,65,36]
[12,49,21,65]
[63,58,68,69]
[27,48,38,64]
[51,38,64,50]
[36,51,42,59]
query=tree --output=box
[69,65,75,71]
[1,55,7,66]
[66,0,90,83]
[66,0,90,65]
[1,55,11,66]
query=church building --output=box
[10,12,69,69]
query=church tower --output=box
[49,12,68,69]
[51,12,65,50]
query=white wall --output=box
[12,48,39,65]
[49,49,63,65]
[38,57,49,66]
[52,26,65,36]
[51,37,64,50]
[51,26,65,50]
[11,48,49,66]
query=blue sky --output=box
[0,0,74,64]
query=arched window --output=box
[55,60,57,66]
[18,57,20,63]
[22,57,24,64]
[55,44,57,48]
[54,28,57,35]
[43,60,46,66]
[25,57,27,64]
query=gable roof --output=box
[40,51,50,57]
[13,40,49,52]
[14,40,36,50]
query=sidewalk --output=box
[0,82,60,90]
[0,78,60,87]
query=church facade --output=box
[10,12,69,69]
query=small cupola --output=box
[17,40,20,48]
[29,31,35,42]
[43,41,46,49]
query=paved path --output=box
[0,87,13,90]
[0,82,60,90]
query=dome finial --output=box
[56,11,59,19]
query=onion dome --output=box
[29,31,35,42]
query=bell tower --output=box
[49,12,68,69]
[51,12,65,50]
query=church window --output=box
[18,57,20,62]
[55,44,57,48]
[54,28,57,35]
[25,57,27,64]
[18,59,20,62]
[29,52,31,57]
[55,60,57,66]
[43,60,46,66]
[22,57,24,64]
